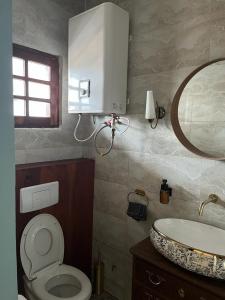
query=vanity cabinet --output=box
[131,239,225,300]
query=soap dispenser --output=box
[160,179,172,204]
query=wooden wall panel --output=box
[16,159,95,294]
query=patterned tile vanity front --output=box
[130,238,225,300]
[150,227,225,280]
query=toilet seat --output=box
[20,214,64,280]
[31,264,92,300]
[20,214,92,300]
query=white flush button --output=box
[20,181,59,213]
[32,189,51,211]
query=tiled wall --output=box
[13,0,83,164]
[83,1,225,299]
[12,1,225,299]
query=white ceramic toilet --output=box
[20,214,92,300]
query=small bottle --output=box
[160,179,172,204]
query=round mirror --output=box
[171,59,225,160]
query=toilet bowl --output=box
[20,214,92,300]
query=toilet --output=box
[20,214,92,300]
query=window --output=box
[13,44,59,128]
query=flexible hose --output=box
[74,113,129,156]
[73,114,103,142]
[94,126,115,156]
[116,117,130,134]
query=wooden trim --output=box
[13,75,52,85]
[171,59,225,160]
[16,158,93,169]
[13,44,60,128]
[25,59,29,118]
[13,95,51,103]
[13,44,59,66]
[15,116,59,128]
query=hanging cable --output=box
[94,125,115,157]
[73,113,103,142]
[73,113,130,156]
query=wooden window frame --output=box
[13,44,59,128]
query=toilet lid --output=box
[20,214,64,280]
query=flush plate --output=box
[20,181,59,213]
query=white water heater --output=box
[68,2,129,114]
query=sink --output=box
[150,218,225,279]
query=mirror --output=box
[171,59,225,160]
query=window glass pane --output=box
[28,61,50,81]
[13,79,26,96]
[13,57,25,76]
[14,99,26,116]
[29,101,50,117]
[28,81,50,99]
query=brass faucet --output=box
[198,194,219,216]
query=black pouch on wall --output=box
[127,202,147,221]
[127,189,149,221]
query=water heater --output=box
[68,2,129,114]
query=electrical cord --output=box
[94,126,115,157]
[73,113,130,156]
[150,102,159,129]
[73,113,103,142]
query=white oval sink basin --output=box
[154,218,225,256]
[150,218,225,279]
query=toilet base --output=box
[24,290,37,300]
[24,277,38,300]
[23,268,92,300]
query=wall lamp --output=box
[145,90,165,129]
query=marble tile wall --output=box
[13,0,84,164]
[12,0,225,298]
[83,1,225,299]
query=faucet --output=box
[198,194,219,216]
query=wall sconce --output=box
[145,91,165,129]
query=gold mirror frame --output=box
[171,59,225,160]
